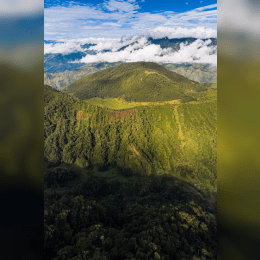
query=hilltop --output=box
[63,62,207,102]
[44,62,216,91]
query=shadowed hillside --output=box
[63,62,207,102]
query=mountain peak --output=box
[63,62,206,102]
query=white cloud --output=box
[0,0,42,17]
[146,26,217,39]
[104,0,140,13]
[44,26,216,55]
[69,38,217,66]
[44,41,84,55]
[44,37,121,54]
[44,1,217,40]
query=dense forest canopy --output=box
[45,173,217,260]
[44,83,216,188]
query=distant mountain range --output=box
[44,37,217,73]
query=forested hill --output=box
[44,83,217,259]
[44,84,216,189]
[63,62,207,102]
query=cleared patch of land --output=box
[85,97,181,110]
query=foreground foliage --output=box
[44,171,217,260]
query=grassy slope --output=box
[84,97,181,110]
[44,85,216,189]
[45,62,217,90]
[63,62,207,102]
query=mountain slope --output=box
[63,62,207,102]
[44,62,122,90]
[45,84,216,188]
[44,62,216,91]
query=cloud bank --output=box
[69,38,217,66]
[44,26,217,54]
[44,26,217,67]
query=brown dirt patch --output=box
[76,111,92,121]
[107,109,136,123]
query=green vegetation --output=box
[44,83,216,189]
[44,62,216,91]
[44,60,217,259]
[63,62,207,102]
[44,171,217,260]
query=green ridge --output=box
[63,62,207,102]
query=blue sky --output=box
[44,0,217,40]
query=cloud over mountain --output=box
[70,38,216,66]
[44,26,216,67]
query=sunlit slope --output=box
[44,62,216,90]
[63,62,207,102]
[45,85,216,188]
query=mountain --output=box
[44,41,99,73]
[44,80,216,187]
[44,59,217,259]
[63,62,207,102]
[44,62,122,90]
[44,52,89,73]
[44,62,216,91]
[163,63,217,84]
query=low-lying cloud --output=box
[44,26,217,67]
[70,38,217,66]
[45,26,216,54]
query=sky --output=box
[44,0,217,40]
[44,0,217,65]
